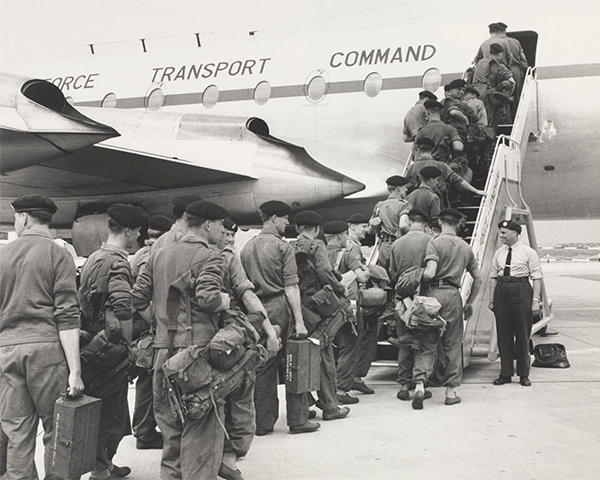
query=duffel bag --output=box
[162,345,213,394]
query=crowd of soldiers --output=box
[0,21,542,480]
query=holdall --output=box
[532,343,570,368]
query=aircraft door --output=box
[507,30,539,67]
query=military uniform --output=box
[151,223,187,252]
[132,232,227,480]
[79,242,136,476]
[491,238,542,381]
[473,36,512,67]
[371,191,411,270]
[295,232,346,414]
[423,232,479,389]
[414,119,462,164]
[473,56,514,127]
[406,155,464,208]
[240,225,309,433]
[405,185,441,221]
[221,246,258,459]
[328,239,363,394]
[0,226,79,479]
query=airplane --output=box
[1,2,599,256]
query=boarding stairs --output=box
[384,67,554,367]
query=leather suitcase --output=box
[48,394,102,479]
[285,338,320,394]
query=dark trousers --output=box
[255,295,308,431]
[316,340,338,411]
[0,342,67,480]
[132,370,158,441]
[493,278,533,378]
[334,312,362,392]
[93,381,129,474]
[224,371,255,458]
[356,313,381,378]
[396,322,440,386]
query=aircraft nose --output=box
[342,175,365,196]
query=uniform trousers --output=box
[132,370,158,441]
[223,371,255,458]
[424,286,464,388]
[356,313,381,379]
[153,348,224,480]
[493,277,533,378]
[396,322,440,386]
[92,381,129,475]
[254,295,308,431]
[316,339,338,412]
[0,342,67,480]
[376,241,393,271]
[334,310,363,392]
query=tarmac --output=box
[35,261,599,480]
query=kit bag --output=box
[162,345,213,394]
[395,266,425,300]
[532,343,570,368]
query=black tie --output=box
[503,247,512,276]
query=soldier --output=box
[239,201,318,435]
[403,90,438,142]
[151,194,202,251]
[79,203,148,480]
[463,87,488,126]
[130,215,174,451]
[327,215,372,403]
[0,194,84,479]
[496,22,529,116]
[405,166,442,220]
[422,208,483,405]
[473,43,515,128]
[414,100,464,165]
[489,220,543,387]
[473,23,512,67]
[219,218,279,480]
[389,209,436,408]
[406,138,486,208]
[132,201,231,480]
[294,211,351,421]
[370,175,412,270]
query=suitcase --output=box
[285,338,320,394]
[48,394,102,479]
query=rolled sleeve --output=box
[131,255,154,312]
[281,243,299,286]
[108,258,134,321]
[229,255,255,300]
[424,241,440,264]
[53,250,80,331]
[194,251,226,311]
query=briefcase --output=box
[285,338,320,394]
[48,394,102,479]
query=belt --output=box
[379,233,397,243]
[498,276,530,283]
[431,279,460,289]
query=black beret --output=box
[488,22,501,31]
[416,137,436,148]
[418,90,437,100]
[464,87,480,97]
[496,22,508,29]
[259,200,292,217]
[423,100,443,110]
[448,79,467,90]
[148,215,174,232]
[295,210,323,226]
[186,201,228,220]
[408,208,430,223]
[347,213,370,224]
[419,166,442,179]
[323,221,348,234]
[498,219,522,234]
[172,194,203,211]
[438,208,464,221]
[107,204,149,227]
[443,84,451,93]
[223,217,238,232]
[11,194,57,214]
[489,43,504,54]
[386,175,409,186]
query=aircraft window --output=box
[306,75,327,102]
[101,93,117,108]
[254,81,271,105]
[364,72,382,98]
[203,85,219,108]
[65,96,74,106]
[422,68,442,93]
[147,88,165,111]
